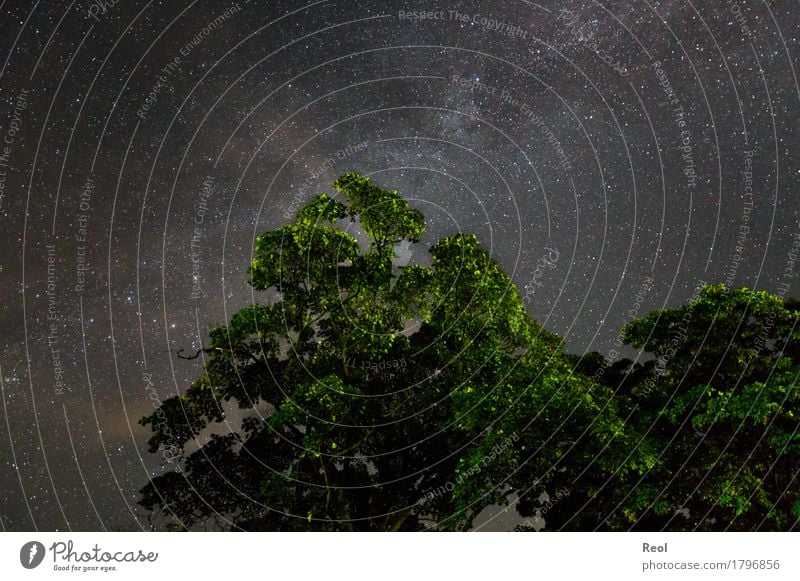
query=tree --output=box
[138,173,639,531]
[139,174,798,531]
[596,284,800,530]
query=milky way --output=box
[0,0,798,530]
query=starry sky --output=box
[0,0,798,531]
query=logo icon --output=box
[20,541,45,569]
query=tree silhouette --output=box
[139,174,798,531]
[606,285,800,530]
[138,173,637,530]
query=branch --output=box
[176,348,204,360]
[176,347,225,360]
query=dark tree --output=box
[138,173,638,531]
[139,176,798,531]
[602,285,800,530]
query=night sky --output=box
[0,0,798,531]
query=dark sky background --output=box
[0,0,798,531]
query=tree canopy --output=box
[139,173,799,531]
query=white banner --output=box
[0,532,797,580]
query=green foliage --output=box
[601,284,800,530]
[139,176,799,532]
